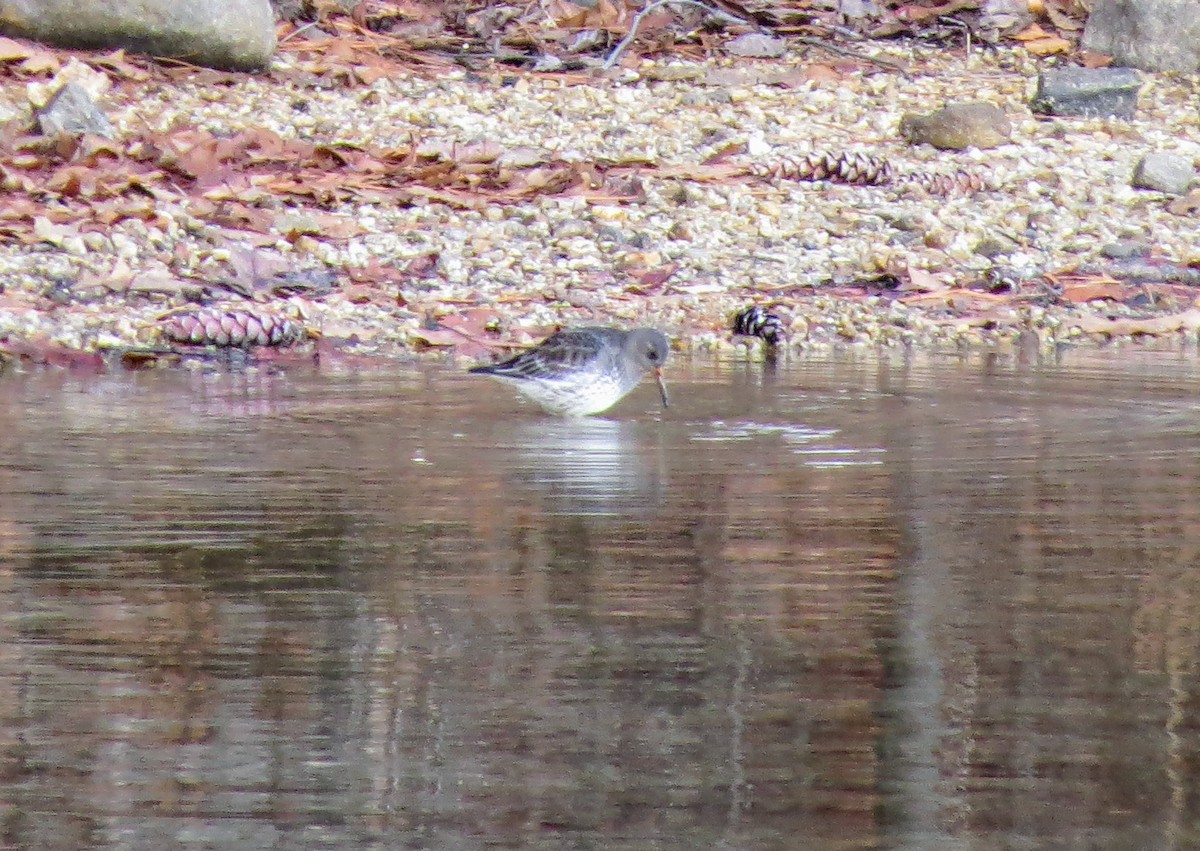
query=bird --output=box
[468,326,671,416]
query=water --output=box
[1,349,1199,849]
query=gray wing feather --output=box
[470,328,617,382]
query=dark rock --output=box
[1082,0,1200,72]
[1131,152,1195,195]
[974,235,1018,258]
[36,82,113,138]
[1030,67,1142,119]
[898,102,1011,150]
[1100,239,1151,259]
[0,0,275,72]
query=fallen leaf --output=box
[127,269,193,295]
[1080,50,1113,68]
[634,264,680,288]
[899,266,946,293]
[1022,36,1072,56]
[802,64,846,85]
[1166,190,1200,216]
[401,251,441,279]
[342,284,395,307]
[1060,282,1124,304]
[90,49,151,81]
[1012,23,1051,40]
[1044,0,1084,30]
[410,326,463,347]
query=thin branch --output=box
[603,0,753,69]
[796,21,867,41]
[279,21,323,45]
[795,36,909,75]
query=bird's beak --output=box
[654,367,669,408]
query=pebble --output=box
[1131,152,1195,195]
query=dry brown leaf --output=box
[353,62,390,86]
[440,308,499,337]
[90,49,151,81]
[1022,35,1072,56]
[399,251,441,280]
[587,0,628,31]
[1080,50,1114,68]
[802,64,846,85]
[1166,190,1200,216]
[633,264,680,288]
[127,269,193,295]
[342,284,395,307]
[1060,282,1124,304]
[410,326,464,347]
[1011,23,1051,40]
[545,0,589,29]
[900,266,946,293]
[311,215,369,240]
[1043,0,1083,30]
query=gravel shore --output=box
[1,44,1198,363]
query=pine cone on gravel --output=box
[750,151,895,186]
[732,305,785,345]
[749,150,993,196]
[158,308,310,348]
[900,169,990,196]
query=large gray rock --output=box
[1031,67,1142,119]
[0,0,276,72]
[1082,0,1200,72]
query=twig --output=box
[793,21,866,41]
[603,0,753,69]
[279,21,323,45]
[795,36,909,76]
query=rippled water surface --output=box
[2,350,1200,850]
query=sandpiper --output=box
[468,326,671,416]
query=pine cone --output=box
[732,305,785,345]
[159,308,309,348]
[750,151,894,186]
[901,169,990,196]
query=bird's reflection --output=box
[496,418,667,519]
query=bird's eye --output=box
[646,349,659,361]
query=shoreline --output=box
[1,44,1198,366]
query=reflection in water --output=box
[498,418,666,518]
[1,353,1200,848]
